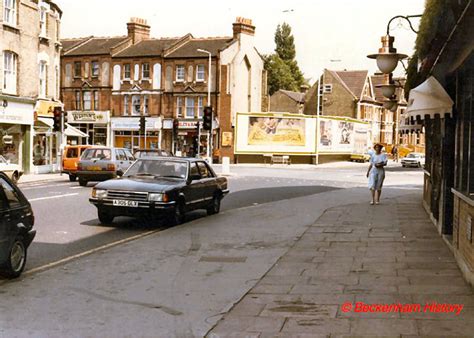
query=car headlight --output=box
[149,193,169,202]
[92,188,107,199]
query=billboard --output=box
[318,117,369,154]
[235,113,316,154]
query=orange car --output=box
[62,145,92,181]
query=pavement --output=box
[208,193,474,337]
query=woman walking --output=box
[367,144,387,205]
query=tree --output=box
[265,23,306,95]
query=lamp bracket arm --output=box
[386,14,422,35]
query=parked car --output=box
[134,149,174,158]
[0,155,23,183]
[350,153,371,162]
[0,172,35,278]
[62,145,92,182]
[89,157,229,225]
[401,152,425,168]
[77,147,135,186]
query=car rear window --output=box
[66,148,79,158]
[82,148,112,160]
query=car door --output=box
[0,185,10,263]
[197,161,215,204]
[115,149,128,173]
[183,162,205,211]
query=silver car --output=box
[77,147,135,186]
[401,152,425,168]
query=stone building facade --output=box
[0,0,62,174]
[61,17,266,162]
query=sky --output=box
[55,0,426,84]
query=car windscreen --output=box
[82,148,112,160]
[66,148,79,158]
[124,160,188,179]
[135,151,162,158]
[407,154,419,158]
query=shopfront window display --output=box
[0,125,22,165]
[33,134,57,166]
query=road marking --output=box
[29,193,79,202]
[24,229,161,276]
[21,182,74,190]
[70,186,84,190]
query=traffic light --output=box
[139,116,146,134]
[203,106,212,131]
[53,108,62,132]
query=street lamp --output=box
[196,48,213,163]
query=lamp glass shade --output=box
[382,85,396,98]
[376,54,398,74]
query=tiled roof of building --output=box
[63,36,129,56]
[165,37,233,58]
[114,38,179,57]
[332,70,368,99]
[280,90,305,103]
[371,74,385,102]
[61,38,88,53]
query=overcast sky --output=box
[55,0,425,83]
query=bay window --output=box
[132,95,141,115]
[123,95,129,115]
[198,97,204,118]
[93,91,99,110]
[176,97,183,118]
[83,91,91,110]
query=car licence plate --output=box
[88,166,102,171]
[112,200,139,207]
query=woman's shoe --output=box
[375,201,380,205]
[370,201,374,205]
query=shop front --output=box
[175,119,208,158]
[66,111,111,146]
[0,96,35,173]
[33,100,63,173]
[111,117,162,152]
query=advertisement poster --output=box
[248,117,305,146]
[318,117,367,153]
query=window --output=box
[91,61,99,77]
[39,7,47,37]
[143,96,149,115]
[196,65,205,82]
[142,63,150,79]
[323,84,332,93]
[185,97,195,118]
[39,61,47,97]
[3,0,17,26]
[124,149,134,161]
[132,95,141,115]
[116,149,127,161]
[189,162,200,178]
[176,65,185,82]
[0,177,21,208]
[74,62,81,78]
[197,162,211,178]
[75,91,81,110]
[124,64,131,79]
[83,91,91,110]
[3,51,17,94]
[93,91,99,110]
[176,97,183,117]
[82,148,111,160]
[123,95,129,115]
[198,97,204,118]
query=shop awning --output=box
[405,76,454,122]
[35,100,63,118]
[64,123,89,138]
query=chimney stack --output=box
[233,17,255,39]
[127,17,150,44]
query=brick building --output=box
[269,89,305,114]
[60,17,266,162]
[1,0,63,174]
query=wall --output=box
[270,91,301,113]
[321,71,356,118]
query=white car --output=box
[401,152,425,168]
[0,155,23,182]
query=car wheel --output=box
[11,171,19,183]
[207,193,221,215]
[79,178,88,186]
[1,237,27,279]
[98,210,114,224]
[69,174,77,182]
[169,200,185,226]
[402,164,406,168]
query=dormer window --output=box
[175,65,185,82]
[3,0,17,26]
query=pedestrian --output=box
[391,145,399,162]
[366,143,387,205]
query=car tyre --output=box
[79,178,88,186]
[98,210,114,224]
[69,174,77,182]
[1,237,27,279]
[207,193,221,215]
[402,164,406,168]
[169,200,185,226]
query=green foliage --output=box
[265,22,306,95]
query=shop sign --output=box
[178,120,198,129]
[111,117,162,131]
[67,111,110,124]
[0,100,34,125]
[163,119,174,130]
[35,100,62,117]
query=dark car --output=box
[77,147,135,186]
[0,172,35,278]
[89,157,229,225]
[134,149,174,158]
